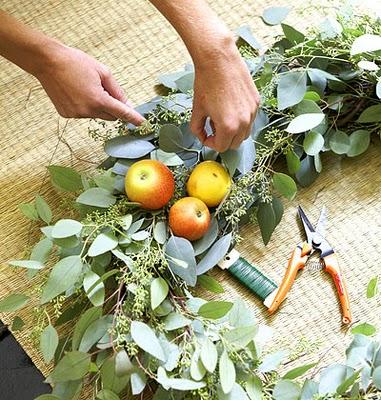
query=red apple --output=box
[125,160,175,210]
[169,197,211,241]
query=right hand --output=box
[34,44,144,124]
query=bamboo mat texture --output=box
[0,0,380,398]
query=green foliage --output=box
[9,8,381,400]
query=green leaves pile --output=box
[2,5,381,400]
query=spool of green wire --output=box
[228,257,278,302]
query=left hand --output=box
[190,43,260,153]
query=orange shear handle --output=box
[268,243,311,314]
[324,253,352,324]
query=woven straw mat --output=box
[0,0,380,397]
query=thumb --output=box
[102,95,145,126]
[190,105,207,143]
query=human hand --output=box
[34,44,144,124]
[190,43,260,152]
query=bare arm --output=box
[0,10,144,124]
[149,0,260,152]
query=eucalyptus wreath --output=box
[2,5,381,400]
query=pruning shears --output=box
[268,206,352,324]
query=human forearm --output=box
[149,0,259,152]
[0,10,144,123]
[0,10,61,76]
[148,0,238,68]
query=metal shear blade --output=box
[298,206,333,257]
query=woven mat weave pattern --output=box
[0,0,380,397]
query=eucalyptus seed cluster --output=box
[219,179,255,226]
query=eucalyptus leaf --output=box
[175,72,194,93]
[367,276,378,298]
[130,321,166,361]
[228,298,255,327]
[76,188,116,208]
[35,195,52,224]
[191,351,207,381]
[52,219,83,239]
[100,355,130,394]
[300,380,319,400]
[286,113,324,134]
[40,324,59,364]
[286,150,301,174]
[350,34,381,55]
[277,71,307,110]
[258,350,288,373]
[79,316,113,352]
[47,351,91,383]
[104,135,155,158]
[198,301,233,319]
[224,325,258,348]
[273,380,301,400]
[201,337,218,373]
[221,149,240,177]
[295,156,319,187]
[283,362,317,380]
[257,202,276,245]
[35,396,61,400]
[19,202,39,220]
[115,349,134,377]
[303,131,325,155]
[158,70,190,89]
[351,323,376,336]
[159,124,184,152]
[88,232,118,257]
[236,26,262,49]
[47,165,83,192]
[272,173,297,200]
[41,256,83,304]
[319,364,353,395]
[357,105,381,123]
[72,307,102,350]
[373,366,381,390]
[151,149,183,166]
[377,80,381,99]
[336,369,361,395]
[217,383,250,400]
[237,138,256,174]
[151,277,169,310]
[131,370,147,395]
[246,375,262,400]
[165,236,197,286]
[83,270,105,307]
[30,237,53,264]
[153,221,167,244]
[196,233,232,275]
[8,259,44,270]
[198,274,224,294]
[262,7,290,26]
[94,171,116,192]
[164,312,191,331]
[0,293,29,312]
[219,349,236,394]
[281,23,305,44]
[96,389,120,400]
[347,130,370,157]
[329,130,350,155]
[193,217,218,256]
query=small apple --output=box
[169,197,211,241]
[125,159,175,210]
[186,160,231,207]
